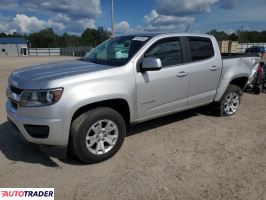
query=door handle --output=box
[176,71,188,77]
[210,66,218,71]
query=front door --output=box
[136,37,190,120]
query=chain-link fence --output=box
[29,47,92,57]
[60,47,92,57]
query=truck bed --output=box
[221,53,261,86]
[221,53,259,59]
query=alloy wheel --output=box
[223,92,240,115]
[85,120,119,155]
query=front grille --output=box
[10,85,23,95]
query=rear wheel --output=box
[70,107,126,164]
[214,84,242,116]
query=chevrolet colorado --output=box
[6,33,260,163]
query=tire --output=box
[253,86,261,95]
[214,84,242,116]
[70,107,126,164]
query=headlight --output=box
[20,88,63,107]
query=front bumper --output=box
[6,100,69,146]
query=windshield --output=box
[82,36,151,66]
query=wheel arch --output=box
[215,75,249,102]
[229,77,249,90]
[71,98,131,126]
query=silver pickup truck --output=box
[6,33,260,163]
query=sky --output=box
[0,0,265,35]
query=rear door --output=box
[186,36,222,107]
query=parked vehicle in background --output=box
[245,46,265,54]
[6,33,260,164]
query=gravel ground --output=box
[0,56,265,200]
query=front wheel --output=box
[70,107,126,164]
[215,84,242,116]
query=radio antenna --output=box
[185,24,190,32]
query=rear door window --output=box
[188,37,214,62]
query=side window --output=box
[145,38,183,67]
[188,37,214,61]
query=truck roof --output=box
[119,32,212,38]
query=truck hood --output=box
[9,59,113,89]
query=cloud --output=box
[115,21,131,33]
[50,14,96,34]
[0,13,97,34]
[219,0,240,9]
[37,0,102,19]
[0,0,101,34]
[145,10,194,27]
[144,10,194,32]
[143,0,243,33]
[0,0,102,19]
[14,14,65,33]
[112,10,195,34]
[156,0,218,16]
[77,19,96,30]
[0,14,66,34]
[114,21,145,35]
[225,28,236,34]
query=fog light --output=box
[24,125,49,138]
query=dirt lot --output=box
[0,56,265,200]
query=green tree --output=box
[27,28,59,48]
[81,27,110,47]
[229,33,238,41]
[208,29,229,41]
[0,32,7,37]
[59,32,81,47]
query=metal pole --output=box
[16,44,19,56]
[111,0,115,37]
[239,25,244,52]
[239,25,243,43]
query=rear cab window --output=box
[188,37,214,62]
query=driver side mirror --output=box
[141,57,162,72]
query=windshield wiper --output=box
[90,60,99,64]
[82,58,100,64]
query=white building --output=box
[0,37,28,56]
